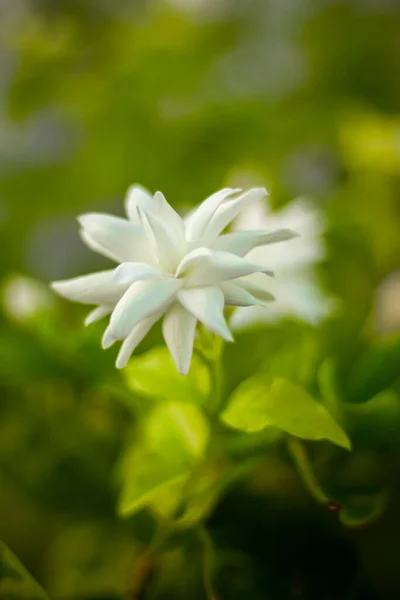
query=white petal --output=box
[78,213,152,264]
[51,270,128,305]
[127,186,185,239]
[176,248,274,287]
[236,279,275,303]
[153,191,185,242]
[231,280,331,331]
[201,188,268,245]
[79,229,115,261]
[84,305,112,326]
[116,313,161,369]
[102,325,117,349]
[212,229,299,257]
[178,286,233,342]
[110,278,181,339]
[220,282,259,307]
[138,208,186,272]
[184,188,241,242]
[113,262,163,285]
[162,304,197,375]
[234,197,324,272]
[125,184,154,221]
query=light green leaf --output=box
[119,402,209,517]
[0,541,50,600]
[222,377,275,433]
[318,358,340,406]
[222,377,351,449]
[174,459,229,529]
[148,477,188,519]
[123,347,210,404]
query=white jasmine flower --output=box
[51,185,297,374]
[230,196,333,330]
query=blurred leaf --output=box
[319,360,400,447]
[148,477,187,520]
[46,523,134,599]
[0,541,49,600]
[222,377,350,449]
[340,111,400,175]
[339,489,389,528]
[149,457,230,527]
[174,458,231,529]
[343,389,400,447]
[343,337,400,404]
[318,359,340,406]
[260,330,320,387]
[119,402,209,517]
[123,347,210,405]
[223,322,317,397]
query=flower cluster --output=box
[52,185,297,374]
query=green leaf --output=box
[0,541,49,599]
[174,459,230,529]
[318,358,340,406]
[45,523,134,599]
[119,402,209,517]
[319,360,399,447]
[123,347,210,404]
[339,489,389,527]
[343,388,399,446]
[343,337,400,404]
[222,377,351,450]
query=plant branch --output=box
[287,437,329,504]
[197,526,219,600]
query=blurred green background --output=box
[0,0,400,598]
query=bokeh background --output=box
[0,0,400,598]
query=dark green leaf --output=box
[0,542,49,600]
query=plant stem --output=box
[195,333,224,418]
[197,526,219,600]
[128,520,171,599]
[287,437,329,504]
[209,349,223,416]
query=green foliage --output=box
[119,401,209,518]
[0,0,399,598]
[45,523,134,599]
[0,542,49,600]
[124,346,210,406]
[222,376,350,449]
[342,337,400,404]
[339,489,389,527]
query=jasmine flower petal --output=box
[125,184,154,221]
[162,303,197,375]
[185,187,241,242]
[110,278,181,339]
[113,262,164,285]
[51,271,128,305]
[78,213,152,263]
[84,305,113,326]
[201,187,268,245]
[212,229,299,257]
[178,286,233,342]
[176,248,273,286]
[116,312,162,369]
